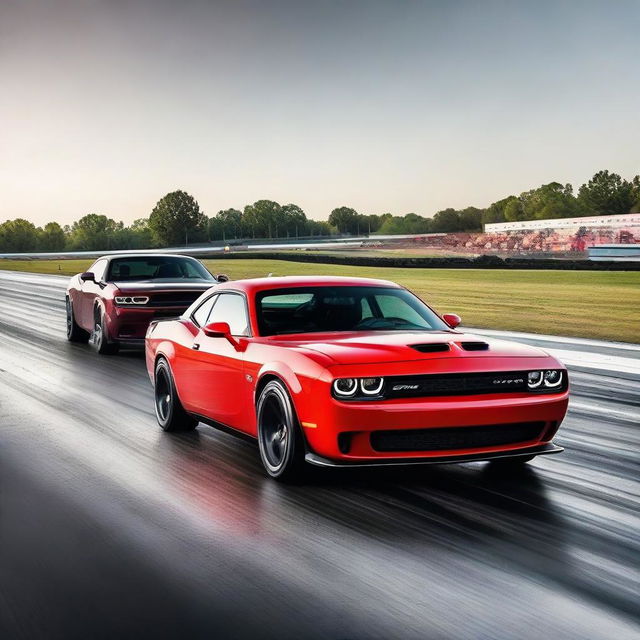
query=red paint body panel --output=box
[145,276,569,464]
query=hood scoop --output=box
[410,343,450,353]
[460,341,489,351]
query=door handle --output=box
[192,343,200,350]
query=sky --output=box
[0,0,638,226]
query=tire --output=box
[154,357,197,432]
[92,307,119,355]
[66,297,89,343]
[256,379,305,481]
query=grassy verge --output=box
[2,258,639,342]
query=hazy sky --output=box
[1,0,638,226]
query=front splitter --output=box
[305,442,564,468]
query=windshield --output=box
[107,256,215,282]
[256,286,450,336]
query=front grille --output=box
[153,309,183,318]
[370,422,545,452]
[147,291,205,308]
[385,371,530,399]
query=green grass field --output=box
[2,258,639,342]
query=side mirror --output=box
[216,273,229,283]
[203,321,231,338]
[442,313,461,328]
[80,272,95,282]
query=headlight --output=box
[527,370,564,391]
[332,378,358,397]
[543,370,562,387]
[360,377,384,395]
[332,377,385,399]
[115,296,149,305]
[527,371,543,389]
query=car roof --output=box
[215,275,402,295]
[96,253,201,261]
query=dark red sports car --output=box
[145,276,568,480]
[66,253,227,354]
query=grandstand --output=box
[484,213,640,233]
[402,213,640,258]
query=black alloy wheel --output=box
[66,297,89,343]
[92,307,119,355]
[256,379,305,481]
[154,357,197,432]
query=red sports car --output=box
[66,253,227,354]
[145,276,568,480]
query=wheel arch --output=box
[153,342,177,376]
[254,362,302,405]
[254,367,309,450]
[92,298,109,326]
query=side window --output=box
[208,293,249,336]
[90,259,108,282]
[192,295,217,327]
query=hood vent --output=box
[460,341,489,351]
[410,343,450,353]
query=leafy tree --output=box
[632,176,640,212]
[458,207,483,231]
[108,220,152,250]
[376,216,407,235]
[280,203,307,237]
[359,214,384,234]
[307,220,332,236]
[503,198,527,222]
[482,196,517,225]
[242,200,282,238]
[213,208,243,240]
[521,182,578,220]
[431,208,463,232]
[0,218,39,251]
[578,170,636,215]
[328,207,359,234]
[130,218,153,247]
[68,214,120,250]
[149,190,207,246]
[38,222,67,251]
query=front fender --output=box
[256,361,303,398]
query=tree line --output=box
[1,170,638,253]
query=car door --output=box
[173,293,218,411]
[78,258,108,330]
[185,292,252,430]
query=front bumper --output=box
[106,306,184,341]
[299,375,569,462]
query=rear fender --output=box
[150,340,177,380]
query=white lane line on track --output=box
[544,348,640,377]
[472,327,640,353]
[569,399,640,423]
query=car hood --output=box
[113,280,215,293]
[267,330,548,365]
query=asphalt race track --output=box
[0,270,638,639]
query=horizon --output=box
[1,0,638,226]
